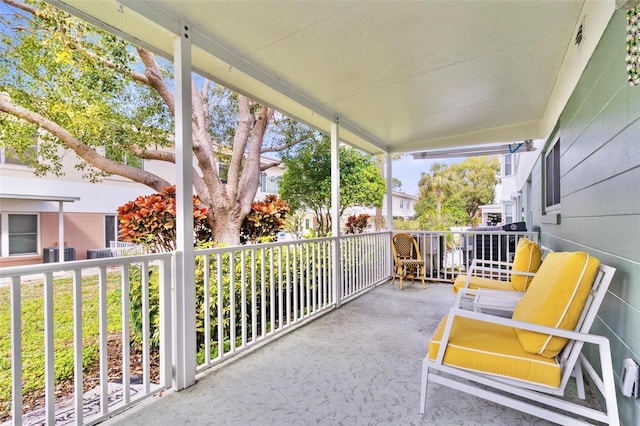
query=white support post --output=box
[58,201,64,263]
[331,120,342,308]
[386,153,393,277]
[385,153,393,230]
[173,22,196,389]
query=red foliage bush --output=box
[117,186,209,252]
[345,213,370,234]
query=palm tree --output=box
[418,163,457,224]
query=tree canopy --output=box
[415,157,500,229]
[0,0,312,245]
[279,136,386,236]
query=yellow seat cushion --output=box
[510,238,542,291]
[512,252,600,358]
[452,274,513,293]
[428,315,561,387]
[451,238,541,294]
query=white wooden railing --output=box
[395,230,539,283]
[1,254,173,426]
[1,229,532,424]
[193,232,391,371]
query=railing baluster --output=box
[44,272,55,423]
[260,248,266,338]
[269,247,275,335]
[11,276,23,426]
[203,254,211,364]
[217,253,224,359]
[251,249,257,343]
[73,269,83,423]
[98,267,108,415]
[312,242,317,313]
[121,265,131,405]
[293,244,298,321]
[160,257,172,388]
[305,243,310,317]
[278,246,283,331]
[241,250,247,347]
[230,251,236,353]
[142,261,151,394]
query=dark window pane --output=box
[8,214,37,255]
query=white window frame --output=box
[504,154,513,176]
[1,212,40,257]
[544,138,561,211]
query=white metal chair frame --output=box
[421,264,619,425]
[456,245,552,292]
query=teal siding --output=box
[533,11,640,424]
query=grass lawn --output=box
[0,271,124,419]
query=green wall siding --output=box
[533,11,640,423]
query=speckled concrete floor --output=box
[103,283,590,426]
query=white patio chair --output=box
[452,237,544,293]
[420,252,619,425]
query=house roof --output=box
[55,0,615,155]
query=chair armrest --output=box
[454,288,523,313]
[434,308,609,364]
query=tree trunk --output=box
[208,206,243,246]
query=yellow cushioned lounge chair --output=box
[420,252,619,425]
[452,237,543,293]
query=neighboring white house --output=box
[478,152,521,227]
[0,145,284,267]
[343,190,418,225]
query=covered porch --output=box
[102,284,586,426]
[2,0,638,424]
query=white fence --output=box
[396,230,539,282]
[0,232,390,425]
[1,229,531,424]
[1,254,173,426]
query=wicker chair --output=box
[392,233,426,289]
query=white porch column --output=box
[385,153,393,278]
[58,201,64,263]
[385,153,393,230]
[331,120,342,308]
[173,22,196,389]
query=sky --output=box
[391,155,464,196]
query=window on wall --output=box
[2,214,39,256]
[0,145,36,166]
[260,172,280,194]
[504,154,513,176]
[105,214,118,247]
[400,199,404,208]
[545,139,561,208]
[504,203,514,224]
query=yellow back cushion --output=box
[512,252,600,358]
[510,238,542,291]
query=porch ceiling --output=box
[57,1,614,154]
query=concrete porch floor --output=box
[104,283,587,426]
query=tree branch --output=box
[137,48,175,115]
[260,134,311,154]
[0,97,171,191]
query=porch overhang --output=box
[52,0,615,155]
[0,193,80,203]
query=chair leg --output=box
[572,359,586,400]
[420,358,430,416]
[420,266,426,288]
